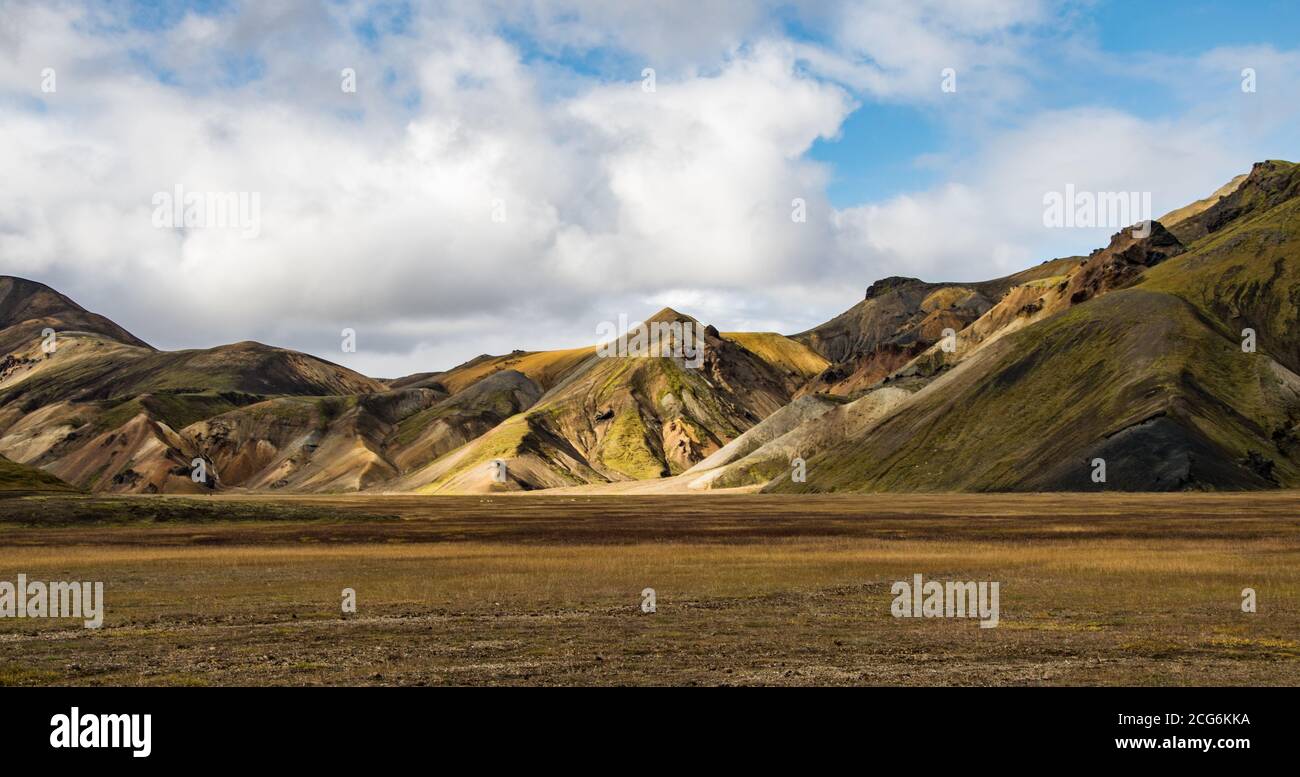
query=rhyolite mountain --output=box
[790,257,1080,396]
[771,160,1300,492]
[2,160,1297,494]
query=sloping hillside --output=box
[1159,173,1247,233]
[0,276,151,353]
[0,277,388,493]
[770,161,1300,493]
[1144,161,1300,373]
[3,161,1295,496]
[431,347,594,394]
[792,258,1079,395]
[689,387,908,490]
[686,394,844,474]
[391,309,801,492]
[0,453,79,494]
[2,340,384,412]
[887,220,1187,389]
[719,332,829,383]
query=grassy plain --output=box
[1,492,1297,686]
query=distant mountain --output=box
[3,160,1297,494]
[386,308,808,492]
[791,258,1080,395]
[0,275,151,353]
[0,278,387,493]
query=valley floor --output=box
[1,492,1298,686]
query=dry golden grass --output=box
[1,492,1298,686]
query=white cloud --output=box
[0,1,1295,377]
[835,108,1257,280]
[795,0,1048,106]
[485,0,779,71]
[0,4,858,375]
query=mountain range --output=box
[3,160,1298,495]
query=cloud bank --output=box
[0,1,1294,377]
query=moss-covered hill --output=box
[771,160,1300,493]
[0,453,79,493]
[395,309,804,493]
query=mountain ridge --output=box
[3,160,1296,494]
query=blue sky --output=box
[1093,0,1300,55]
[3,0,1299,375]
[807,0,1300,207]
[91,0,1300,210]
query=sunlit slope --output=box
[176,370,543,493]
[386,369,543,473]
[771,161,1300,493]
[393,310,801,492]
[719,332,828,381]
[1158,173,1247,233]
[1142,161,1300,374]
[686,394,843,474]
[773,290,1300,492]
[888,220,1188,390]
[433,347,594,394]
[691,387,909,490]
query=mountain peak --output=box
[1,276,85,327]
[1253,159,1296,174]
[865,276,924,300]
[1167,158,1299,244]
[0,275,152,350]
[646,307,699,325]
